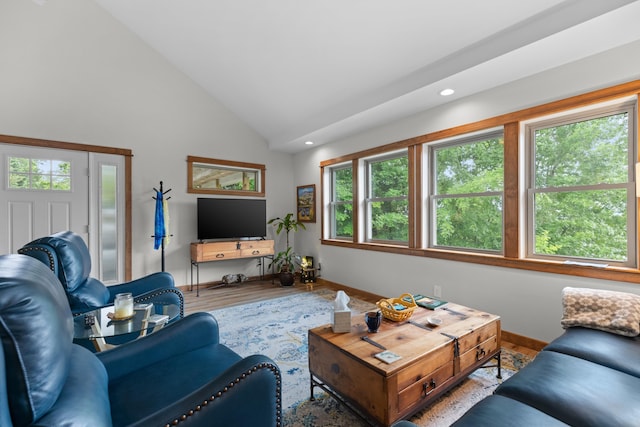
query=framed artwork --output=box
[297,184,316,223]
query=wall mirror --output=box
[187,156,265,197]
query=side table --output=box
[74,298,181,352]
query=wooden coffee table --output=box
[308,302,501,426]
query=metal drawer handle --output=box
[476,347,486,361]
[215,253,225,258]
[252,250,260,255]
[421,379,437,398]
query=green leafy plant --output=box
[268,213,306,273]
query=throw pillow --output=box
[561,287,640,337]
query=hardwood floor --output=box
[181,279,539,358]
[182,279,307,313]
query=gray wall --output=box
[292,40,640,343]
[0,0,295,285]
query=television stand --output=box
[189,240,274,296]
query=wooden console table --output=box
[190,240,274,296]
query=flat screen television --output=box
[197,198,267,240]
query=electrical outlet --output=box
[433,285,442,298]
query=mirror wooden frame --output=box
[187,155,266,197]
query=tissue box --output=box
[332,310,351,333]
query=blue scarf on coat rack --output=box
[154,190,165,250]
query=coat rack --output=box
[152,181,172,272]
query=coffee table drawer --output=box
[397,361,454,412]
[396,344,453,390]
[459,335,499,372]
[457,320,499,354]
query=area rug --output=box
[209,289,532,426]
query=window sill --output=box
[320,239,640,285]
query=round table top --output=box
[73,300,180,339]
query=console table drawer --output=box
[191,240,274,262]
[239,240,274,257]
[191,242,236,261]
[238,240,273,250]
[240,248,272,257]
[397,361,454,413]
[207,250,242,260]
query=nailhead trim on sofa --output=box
[163,362,282,427]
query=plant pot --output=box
[279,271,295,286]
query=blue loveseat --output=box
[0,254,282,426]
[451,287,640,427]
[395,287,640,427]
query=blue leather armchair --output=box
[18,230,183,316]
[0,254,282,426]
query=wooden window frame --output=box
[320,79,640,285]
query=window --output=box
[8,157,71,191]
[430,132,504,252]
[526,103,636,266]
[365,152,409,243]
[99,164,118,283]
[89,152,127,284]
[330,164,353,239]
[320,81,640,284]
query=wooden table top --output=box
[309,302,500,376]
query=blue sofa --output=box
[18,230,182,315]
[451,326,640,426]
[0,254,282,426]
[395,287,640,427]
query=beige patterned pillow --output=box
[561,287,640,337]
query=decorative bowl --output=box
[426,316,442,327]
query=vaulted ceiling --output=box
[93,0,640,153]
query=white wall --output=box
[3,1,640,343]
[293,40,640,343]
[0,0,295,285]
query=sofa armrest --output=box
[107,271,175,299]
[127,354,282,427]
[97,312,219,379]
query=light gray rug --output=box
[210,289,526,426]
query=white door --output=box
[0,143,89,253]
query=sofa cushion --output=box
[34,345,112,426]
[0,255,73,425]
[451,395,569,427]
[33,231,93,293]
[544,326,640,378]
[495,351,640,427]
[561,286,640,337]
[67,276,110,310]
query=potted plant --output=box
[268,213,306,286]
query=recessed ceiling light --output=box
[440,88,455,96]
[305,141,314,145]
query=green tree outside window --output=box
[433,136,504,251]
[332,166,353,238]
[532,112,630,262]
